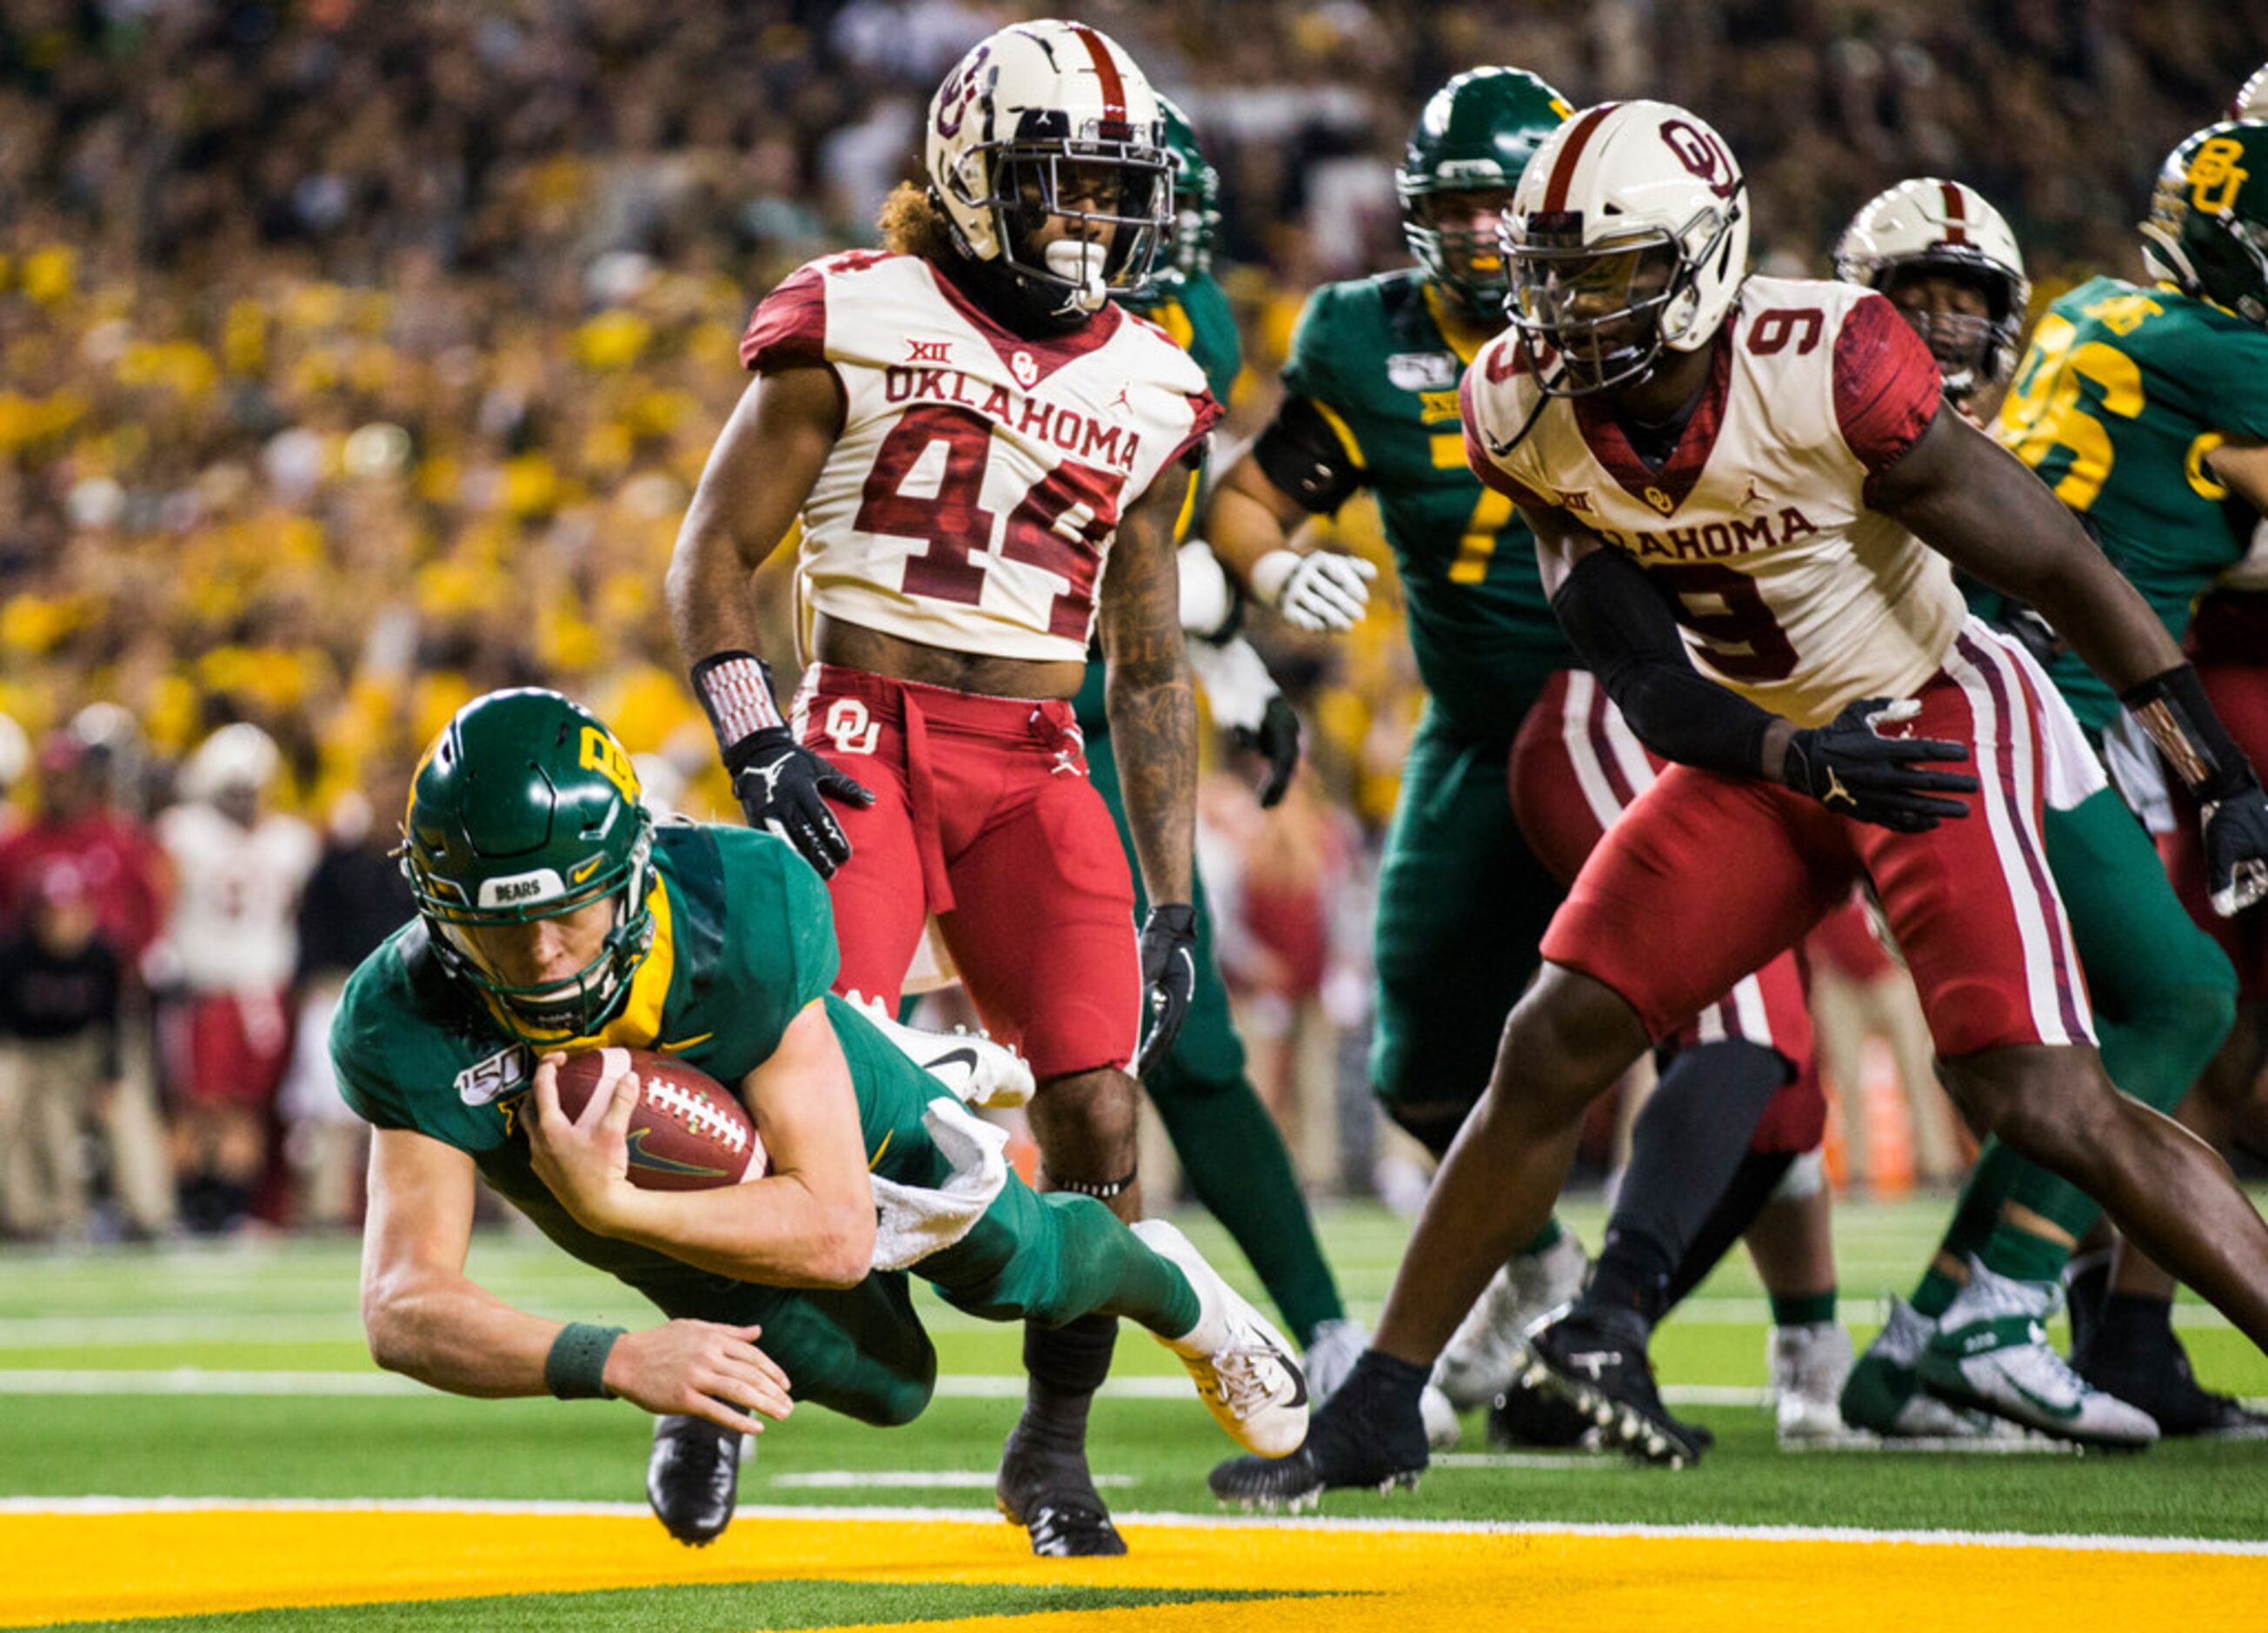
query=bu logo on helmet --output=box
[1659,118,1739,199]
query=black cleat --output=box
[995,1421,1127,1557]
[1522,1309,1706,1467]
[1208,1370,1428,1512]
[646,1414,744,1546]
[2075,1323,2268,1441]
[1487,1370,1596,1449]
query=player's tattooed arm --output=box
[1101,463,1200,908]
[667,364,843,668]
[359,1126,792,1432]
[1872,408,2185,690]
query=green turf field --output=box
[2,1196,2265,1629]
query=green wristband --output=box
[544,1323,625,1400]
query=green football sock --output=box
[1977,1221,2075,1289]
[1522,1217,1565,1256]
[1147,1061,1346,1344]
[1771,1290,1839,1327]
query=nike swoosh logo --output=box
[924,1046,980,1075]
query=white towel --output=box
[867,1096,1011,1272]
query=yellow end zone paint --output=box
[0,1507,2260,1631]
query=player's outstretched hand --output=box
[727,727,875,879]
[2202,783,2268,916]
[527,1051,638,1233]
[1254,550,1377,633]
[607,1319,793,1437]
[1134,903,1200,1077]
[1781,697,1979,832]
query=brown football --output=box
[550,1048,768,1191]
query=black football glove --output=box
[725,727,875,879]
[1186,633,1301,809]
[1134,903,1200,1077]
[1780,697,1979,833]
[2203,778,2268,917]
[1243,695,1302,810]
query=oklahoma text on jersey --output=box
[742,249,1221,663]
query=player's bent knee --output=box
[1493,964,1648,1114]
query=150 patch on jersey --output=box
[456,1043,534,1107]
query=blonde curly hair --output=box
[877,182,958,262]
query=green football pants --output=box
[1933,786,2236,1287]
[1370,703,1562,1153]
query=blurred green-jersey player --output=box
[1207,68,1574,1152]
[1069,96,1353,1370]
[1993,124,2268,732]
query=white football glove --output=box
[1176,539,1239,643]
[1251,548,1376,633]
[1187,636,1300,808]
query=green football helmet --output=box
[2141,120,2268,328]
[1125,94,1220,310]
[402,688,655,1041]
[1399,66,1573,323]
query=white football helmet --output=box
[1833,178,2029,398]
[2235,63,2268,120]
[1503,100,1750,395]
[181,722,281,803]
[925,20,1172,330]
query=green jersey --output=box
[1282,270,1573,734]
[329,823,947,1311]
[1080,271,1245,730]
[1994,275,2268,731]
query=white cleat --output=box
[848,992,1034,1109]
[1919,1260,2158,1449]
[1432,1232,1587,1412]
[1771,1321,1855,1445]
[1136,1219,1311,1457]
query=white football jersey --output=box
[157,804,319,993]
[742,250,1221,664]
[1464,276,1966,726]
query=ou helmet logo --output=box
[1659,119,1739,200]
[935,44,990,140]
[824,698,881,757]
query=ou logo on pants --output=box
[825,699,881,756]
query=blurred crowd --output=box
[2,1,2260,1235]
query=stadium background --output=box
[3,3,2268,1628]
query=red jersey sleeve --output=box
[1161,389,1227,471]
[739,263,828,373]
[1460,358,1552,510]
[1833,291,1941,498]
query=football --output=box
[549,1048,768,1191]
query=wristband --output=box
[691,650,785,750]
[2120,664,2256,803]
[544,1322,625,1400]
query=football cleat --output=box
[1207,1368,1428,1512]
[1302,1318,1369,1406]
[1520,1306,1706,1467]
[1419,1382,1463,1451]
[847,992,1034,1110]
[1486,1365,1598,1450]
[1136,1219,1310,1456]
[1433,1231,1588,1412]
[1771,1321,1855,1445]
[995,1420,1127,1558]
[646,1414,744,1547]
[1840,1296,2011,1439]
[2074,1314,2268,1441]
[1919,1260,2158,1449]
